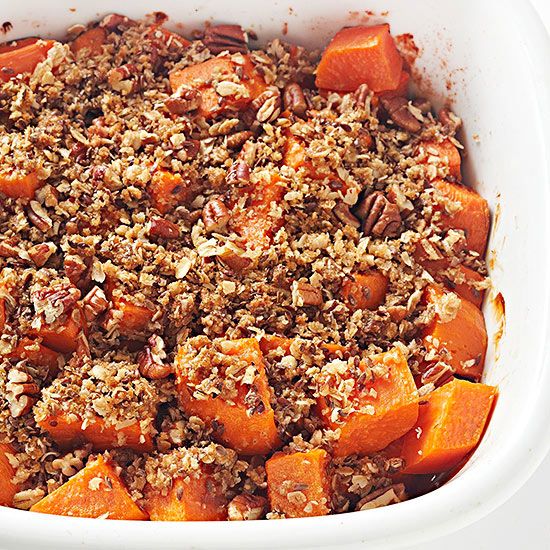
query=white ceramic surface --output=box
[1,1,549,549]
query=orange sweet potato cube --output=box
[71,27,107,56]
[422,284,487,381]
[108,297,154,335]
[0,171,42,200]
[315,25,403,93]
[9,337,61,375]
[30,308,85,354]
[0,39,55,82]
[0,37,40,54]
[0,442,19,507]
[169,55,268,119]
[148,169,198,214]
[419,139,462,181]
[175,338,280,455]
[266,449,331,518]
[37,413,154,452]
[432,179,490,256]
[401,378,497,474]
[341,271,388,310]
[30,455,148,519]
[317,347,419,457]
[145,474,228,521]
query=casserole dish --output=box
[0,0,549,547]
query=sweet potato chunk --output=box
[71,27,107,56]
[0,37,40,54]
[422,284,487,380]
[432,179,490,256]
[0,171,42,200]
[30,455,148,519]
[146,475,227,521]
[378,70,410,99]
[30,308,85,354]
[401,379,497,474]
[108,297,154,335]
[37,413,153,452]
[0,39,54,82]
[148,169,197,214]
[419,139,462,181]
[229,174,286,250]
[266,449,331,518]
[0,442,19,506]
[175,337,280,455]
[316,25,403,93]
[317,347,419,457]
[9,337,61,374]
[169,55,268,119]
[259,335,349,360]
[341,271,388,310]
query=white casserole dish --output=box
[1,0,549,548]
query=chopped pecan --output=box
[228,494,267,521]
[226,159,250,186]
[0,241,21,259]
[70,142,90,164]
[292,281,323,307]
[420,362,454,388]
[358,483,406,511]
[81,286,109,322]
[333,202,360,228]
[138,335,172,380]
[438,108,462,134]
[27,201,53,233]
[354,192,401,238]
[226,130,253,150]
[412,97,432,114]
[203,24,248,54]
[6,369,40,418]
[32,283,81,324]
[202,197,230,233]
[91,165,107,183]
[164,87,202,115]
[354,83,371,108]
[380,96,422,133]
[100,13,135,31]
[149,217,181,239]
[283,82,307,117]
[64,255,88,286]
[107,64,141,95]
[28,242,56,267]
[251,88,281,123]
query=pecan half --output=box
[354,192,401,238]
[354,83,371,109]
[138,335,172,380]
[292,281,323,307]
[164,87,202,115]
[6,369,40,418]
[28,242,56,267]
[149,217,181,239]
[283,82,307,117]
[226,159,250,186]
[32,283,81,325]
[228,494,267,521]
[204,24,248,54]
[81,286,109,322]
[420,363,454,388]
[380,96,422,133]
[333,202,360,228]
[251,88,281,123]
[27,201,53,232]
[226,130,253,150]
[202,197,230,233]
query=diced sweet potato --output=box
[341,271,388,310]
[145,474,228,521]
[315,25,403,93]
[175,338,280,455]
[0,297,5,332]
[422,284,487,380]
[318,347,419,457]
[145,25,190,51]
[169,55,268,119]
[419,139,462,181]
[0,37,40,54]
[30,308,85,354]
[432,179,490,256]
[259,336,349,362]
[229,174,286,250]
[265,449,331,518]
[108,297,154,335]
[401,378,497,474]
[0,171,42,200]
[30,455,148,519]
[71,27,107,56]
[377,70,410,99]
[149,169,197,214]
[0,442,19,506]
[0,39,54,82]
[9,337,61,374]
[36,412,153,452]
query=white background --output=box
[410,2,550,548]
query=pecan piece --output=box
[28,242,56,267]
[149,217,181,239]
[27,201,53,232]
[283,82,307,117]
[64,255,88,286]
[164,87,202,115]
[251,88,281,123]
[354,83,371,108]
[81,286,109,322]
[333,202,360,228]
[358,484,406,511]
[202,197,230,233]
[32,283,81,324]
[292,281,323,307]
[6,369,40,418]
[380,96,422,133]
[203,24,248,54]
[0,241,21,259]
[138,335,172,380]
[228,494,267,521]
[100,13,135,31]
[226,159,250,186]
[226,130,253,150]
[420,363,454,388]
[354,192,401,238]
[107,63,141,95]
